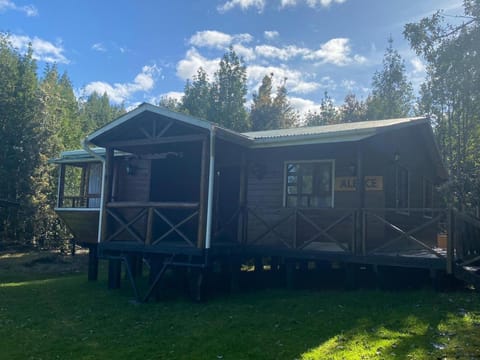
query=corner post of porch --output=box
[204,127,216,250]
[446,207,455,274]
[100,147,114,243]
[356,142,365,255]
[57,163,66,208]
[237,151,248,244]
[197,136,208,248]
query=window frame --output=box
[283,159,335,209]
[394,164,410,215]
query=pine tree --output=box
[338,93,367,123]
[210,47,249,131]
[182,67,211,119]
[80,92,125,134]
[366,37,414,120]
[305,91,338,126]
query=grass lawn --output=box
[0,252,479,360]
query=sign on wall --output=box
[335,176,383,191]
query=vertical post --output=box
[197,137,208,248]
[447,208,455,274]
[146,207,154,245]
[80,165,87,207]
[356,142,365,255]
[57,163,66,208]
[293,209,298,248]
[205,127,216,249]
[100,148,114,243]
[237,152,248,244]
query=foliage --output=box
[404,0,480,211]
[182,67,211,119]
[366,38,414,120]
[80,91,125,134]
[305,91,338,126]
[0,255,479,360]
[338,93,367,123]
[209,47,249,131]
[0,35,123,248]
[250,73,298,130]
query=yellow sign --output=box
[335,176,383,192]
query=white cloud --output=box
[91,42,106,52]
[247,65,320,95]
[281,0,346,8]
[176,48,220,81]
[264,30,279,40]
[233,43,256,61]
[8,34,69,63]
[189,30,253,49]
[217,0,265,13]
[305,38,366,66]
[84,64,160,104]
[289,96,322,115]
[0,0,38,16]
[411,57,425,74]
[255,44,309,61]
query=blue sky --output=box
[0,0,464,114]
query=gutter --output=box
[82,138,106,244]
[204,126,216,250]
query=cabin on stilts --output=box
[52,103,480,300]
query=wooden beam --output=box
[57,163,66,208]
[100,148,114,243]
[197,138,208,248]
[106,201,199,209]
[237,152,248,244]
[447,208,454,274]
[355,142,364,255]
[108,133,207,148]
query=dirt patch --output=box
[0,250,89,275]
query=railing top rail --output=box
[106,201,199,209]
[363,207,447,213]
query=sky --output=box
[0,0,465,114]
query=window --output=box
[285,161,334,208]
[423,178,434,218]
[395,165,409,212]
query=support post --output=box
[237,152,248,244]
[447,208,455,274]
[57,163,66,208]
[355,143,365,255]
[205,127,216,249]
[197,137,208,248]
[100,148,114,243]
[87,244,98,281]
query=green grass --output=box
[0,252,479,359]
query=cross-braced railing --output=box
[104,201,199,247]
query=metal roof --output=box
[242,117,428,147]
[50,148,129,164]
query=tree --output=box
[338,93,367,123]
[404,1,480,212]
[182,67,211,119]
[0,36,39,243]
[273,77,298,129]
[79,92,125,134]
[366,38,414,120]
[209,47,249,131]
[305,91,338,126]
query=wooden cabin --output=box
[53,103,480,299]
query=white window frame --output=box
[283,159,335,209]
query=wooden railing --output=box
[104,201,199,247]
[62,194,100,208]
[453,211,480,266]
[245,207,356,252]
